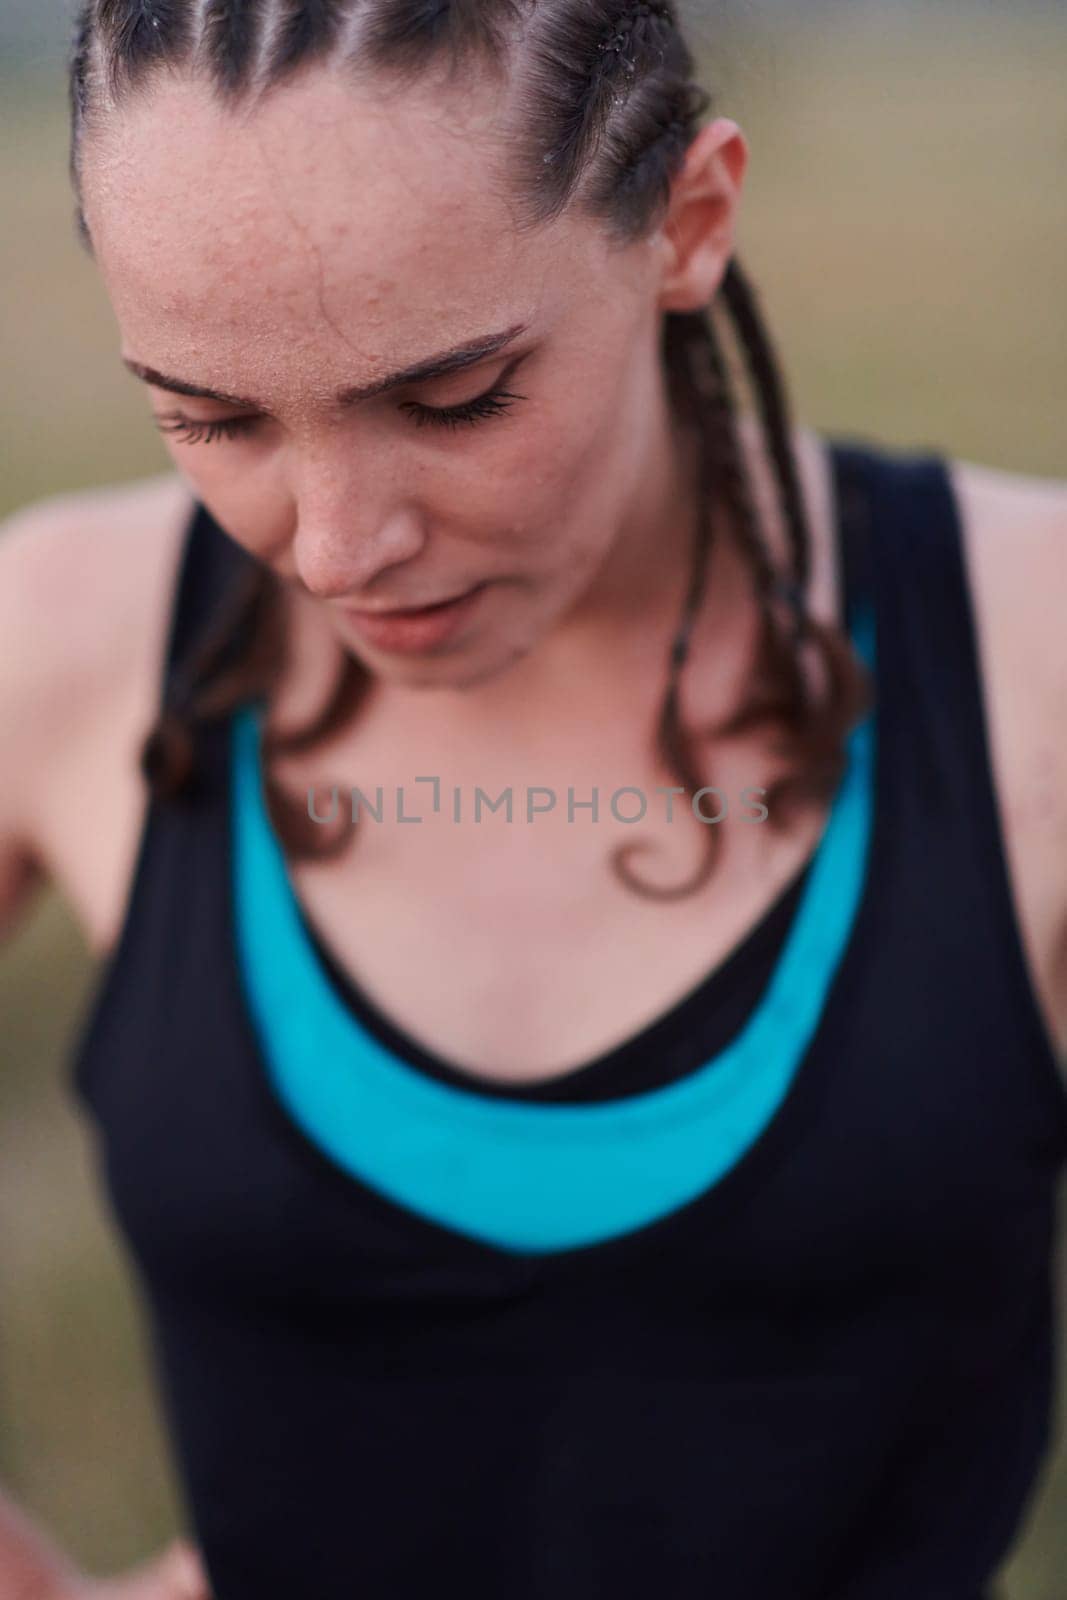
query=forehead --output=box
[81,66,595,391]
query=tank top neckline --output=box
[295,854,812,1102]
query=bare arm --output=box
[0,504,57,946]
[953,461,1067,1066]
[0,501,210,1597]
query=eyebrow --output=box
[122,322,530,409]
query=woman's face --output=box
[81,66,736,691]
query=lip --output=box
[338,582,489,653]
[345,589,476,616]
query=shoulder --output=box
[946,455,1067,1059]
[948,456,1066,771]
[1,470,193,725]
[0,473,193,903]
[2,465,192,629]
[949,456,1067,629]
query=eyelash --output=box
[155,384,525,446]
[400,387,524,430]
[155,415,258,446]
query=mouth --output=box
[344,586,482,618]
[337,582,491,653]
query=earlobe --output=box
[657,117,747,314]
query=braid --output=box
[142,549,371,857]
[140,558,284,799]
[614,109,687,202]
[667,308,771,596]
[273,0,346,75]
[609,311,721,900]
[607,348,716,896]
[720,259,812,611]
[534,0,681,211]
[608,291,815,903]
[670,302,808,709]
[595,0,673,77]
[201,0,267,92]
[358,0,520,80]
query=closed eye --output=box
[151,362,529,445]
[154,413,259,446]
[398,384,525,430]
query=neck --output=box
[281,405,763,751]
[436,406,755,737]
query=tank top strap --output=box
[854,438,990,815]
[161,498,260,712]
[829,434,992,830]
[827,437,878,640]
[841,434,1067,1129]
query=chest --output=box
[62,668,1067,1081]
[283,735,826,1084]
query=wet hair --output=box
[67,0,870,898]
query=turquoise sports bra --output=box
[230,603,876,1254]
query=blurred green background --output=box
[1,0,1064,1591]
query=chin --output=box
[392,648,518,692]
[372,631,536,694]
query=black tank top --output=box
[68,437,1067,1600]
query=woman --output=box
[1,1,1065,1596]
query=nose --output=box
[288,443,428,601]
[294,509,427,601]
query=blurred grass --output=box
[1,2,1065,1590]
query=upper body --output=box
[3,425,1067,1600]
[1,0,1066,1595]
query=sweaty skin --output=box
[80,68,752,731]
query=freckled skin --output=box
[80,65,748,722]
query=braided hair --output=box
[67,0,871,899]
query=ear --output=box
[655,118,748,314]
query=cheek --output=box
[173,447,294,566]
[475,397,620,561]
